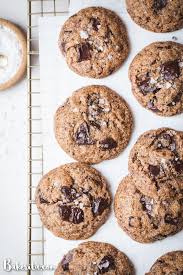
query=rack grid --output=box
[27,1,69,274]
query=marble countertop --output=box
[0,0,27,269]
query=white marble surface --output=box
[0,0,27,271]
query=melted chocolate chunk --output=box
[153,0,167,12]
[168,92,182,107]
[164,214,179,225]
[147,98,159,112]
[91,17,100,31]
[61,252,73,271]
[100,137,117,150]
[98,255,115,274]
[140,196,153,216]
[92,198,109,216]
[61,186,80,202]
[71,207,84,224]
[149,165,160,176]
[59,205,72,221]
[160,60,180,81]
[137,75,160,95]
[39,196,49,204]
[59,205,84,224]
[75,122,95,145]
[78,43,91,62]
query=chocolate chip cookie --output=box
[126,0,183,33]
[146,251,183,274]
[129,41,183,116]
[55,85,133,164]
[129,128,183,182]
[35,163,111,240]
[114,175,183,243]
[55,241,134,274]
[59,7,129,78]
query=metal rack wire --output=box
[27,1,69,274]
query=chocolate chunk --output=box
[140,196,153,216]
[75,122,95,145]
[61,252,73,271]
[91,17,100,31]
[137,75,160,95]
[78,43,91,62]
[147,99,159,112]
[61,186,80,202]
[71,207,84,224]
[149,165,160,176]
[100,137,117,150]
[164,214,179,225]
[59,205,84,224]
[174,161,183,173]
[168,92,182,107]
[39,196,49,204]
[153,0,167,12]
[92,198,109,216]
[59,205,72,222]
[160,60,180,81]
[98,255,115,273]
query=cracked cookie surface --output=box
[55,85,133,164]
[59,7,129,78]
[129,42,183,116]
[35,163,111,240]
[55,241,134,275]
[126,0,183,33]
[129,128,183,182]
[146,251,183,274]
[114,175,183,243]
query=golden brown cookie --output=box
[126,0,183,33]
[59,7,129,78]
[114,175,183,243]
[55,241,134,274]
[35,163,111,240]
[54,85,133,164]
[146,251,183,274]
[129,42,183,116]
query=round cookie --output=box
[55,85,133,164]
[114,175,183,243]
[0,18,26,91]
[129,41,183,116]
[55,241,134,274]
[126,0,183,33]
[146,251,183,274]
[35,162,111,240]
[59,7,129,78]
[129,128,183,182]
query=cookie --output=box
[55,85,133,164]
[0,18,26,91]
[114,175,183,243]
[126,0,183,33]
[55,241,134,274]
[129,41,183,116]
[129,128,183,182]
[35,162,111,240]
[146,251,183,274]
[59,7,129,78]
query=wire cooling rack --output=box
[27,1,69,274]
